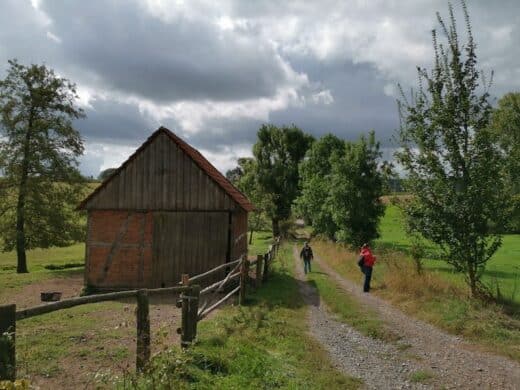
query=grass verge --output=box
[118,244,361,389]
[311,239,520,362]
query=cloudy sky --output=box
[0,0,518,177]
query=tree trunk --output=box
[272,218,280,237]
[16,125,32,273]
[468,263,477,297]
[249,228,254,245]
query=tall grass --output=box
[312,239,520,362]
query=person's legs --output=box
[363,266,373,292]
[304,259,311,274]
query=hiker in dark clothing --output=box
[300,242,314,274]
[358,243,376,292]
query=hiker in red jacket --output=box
[358,243,376,292]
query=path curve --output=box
[294,245,520,389]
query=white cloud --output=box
[46,31,61,43]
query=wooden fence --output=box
[0,237,281,381]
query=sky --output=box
[0,0,518,177]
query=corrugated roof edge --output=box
[77,127,255,212]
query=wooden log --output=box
[189,258,241,284]
[200,271,240,296]
[256,255,263,288]
[239,256,248,305]
[16,290,137,321]
[198,285,240,320]
[136,290,150,372]
[0,304,16,381]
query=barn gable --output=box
[79,127,253,212]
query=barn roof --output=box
[78,127,254,211]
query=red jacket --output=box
[360,247,376,267]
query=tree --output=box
[253,124,314,236]
[395,3,511,297]
[233,157,272,244]
[490,92,520,194]
[98,167,117,181]
[0,60,86,273]
[295,134,345,239]
[328,131,385,247]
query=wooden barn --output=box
[78,127,254,291]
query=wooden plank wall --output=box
[151,212,229,287]
[85,133,236,211]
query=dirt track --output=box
[293,245,520,389]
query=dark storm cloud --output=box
[0,0,519,175]
[269,58,399,146]
[39,0,291,103]
[74,99,159,144]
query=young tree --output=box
[0,60,86,273]
[395,3,511,297]
[253,124,313,236]
[232,157,272,244]
[328,131,385,247]
[295,134,345,239]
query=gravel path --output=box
[293,245,520,390]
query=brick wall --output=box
[86,210,153,290]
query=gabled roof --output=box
[78,127,254,211]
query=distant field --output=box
[377,204,520,303]
[0,244,85,296]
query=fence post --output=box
[0,304,16,381]
[187,285,200,344]
[136,290,150,372]
[263,253,269,282]
[239,256,247,305]
[256,254,263,288]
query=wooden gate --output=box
[152,212,230,287]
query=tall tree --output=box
[490,92,520,193]
[328,131,385,247]
[295,134,345,239]
[253,124,313,236]
[0,60,86,273]
[395,3,511,297]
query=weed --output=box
[409,370,434,383]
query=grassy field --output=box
[118,241,360,389]
[378,204,520,303]
[311,202,520,361]
[2,232,361,389]
[0,244,85,299]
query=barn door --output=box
[152,212,230,287]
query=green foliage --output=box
[98,167,117,181]
[295,134,345,239]
[395,3,512,296]
[0,59,86,272]
[491,92,520,194]
[253,124,314,235]
[233,157,272,241]
[121,245,360,389]
[329,132,385,247]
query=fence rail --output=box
[0,237,281,382]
